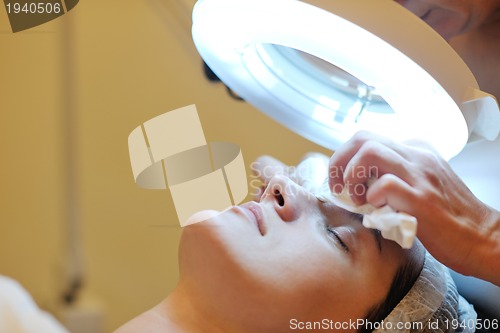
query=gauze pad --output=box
[317,182,417,249]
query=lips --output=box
[239,201,266,236]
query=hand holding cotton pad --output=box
[317,182,417,249]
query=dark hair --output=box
[359,252,423,333]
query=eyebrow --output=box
[347,211,382,253]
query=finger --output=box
[343,140,415,204]
[329,131,375,193]
[329,131,414,193]
[329,131,432,193]
[366,173,418,212]
[368,173,474,273]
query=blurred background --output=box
[3,0,500,331]
[0,0,328,331]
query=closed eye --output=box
[326,226,349,253]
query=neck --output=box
[155,284,238,333]
[114,283,236,333]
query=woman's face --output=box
[179,175,421,332]
[395,0,500,40]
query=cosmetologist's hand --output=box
[329,131,500,285]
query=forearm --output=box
[473,208,500,286]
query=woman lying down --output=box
[116,154,476,333]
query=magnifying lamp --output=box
[192,0,500,161]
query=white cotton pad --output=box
[362,206,417,249]
[317,183,417,249]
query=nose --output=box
[262,175,304,222]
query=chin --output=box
[185,209,220,226]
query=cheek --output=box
[268,252,375,322]
[179,215,275,286]
[315,265,391,323]
[178,220,269,313]
[179,221,242,283]
[261,235,351,299]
